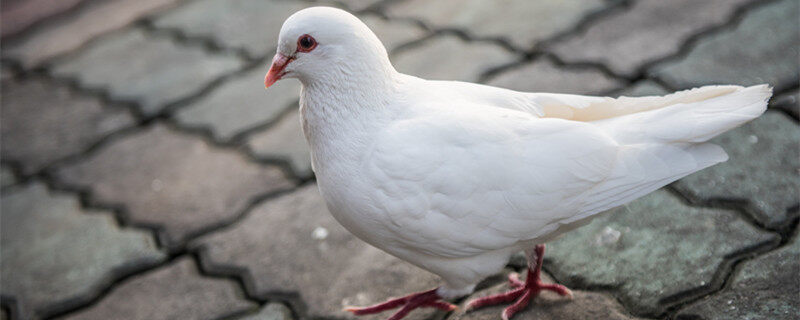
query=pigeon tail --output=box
[558,85,771,225]
[594,84,771,145]
[569,143,728,223]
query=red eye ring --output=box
[297,34,317,53]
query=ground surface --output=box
[1,0,798,319]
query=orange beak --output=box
[264,53,293,88]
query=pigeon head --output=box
[265,7,395,88]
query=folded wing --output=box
[364,84,769,258]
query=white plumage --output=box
[264,7,771,319]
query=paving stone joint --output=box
[0,0,797,319]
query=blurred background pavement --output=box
[1,0,798,319]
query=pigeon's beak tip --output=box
[265,53,291,89]
[264,74,277,89]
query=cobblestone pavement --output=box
[1,0,798,319]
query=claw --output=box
[564,288,574,300]
[345,288,456,320]
[466,245,573,320]
[507,272,524,288]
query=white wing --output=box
[363,84,768,259]
[363,106,707,258]
[427,79,746,122]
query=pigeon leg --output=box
[507,272,525,288]
[344,288,457,320]
[465,244,573,320]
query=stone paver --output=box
[451,272,642,320]
[2,0,181,68]
[393,34,517,82]
[614,80,669,98]
[337,0,384,12]
[247,109,311,179]
[152,0,317,58]
[771,89,798,119]
[64,257,257,320]
[386,0,607,50]
[1,182,166,319]
[387,0,608,49]
[486,57,624,94]
[2,0,797,319]
[545,189,776,316]
[1,165,17,188]
[236,303,293,320]
[677,234,800,320]
[195,184,441,320]
[175,67,300,142]
[153,0,425,58]
[51,28,244,116]
[1,77,135,175]
[361,14,428,53]
[0,0,87,37]
[651,0,800,89]
[54,124,293,249]
[673,112,800,229]
[549,0,751,76]
[0,65,13,81]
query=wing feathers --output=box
[595,85,770,144]
[364,85,767,258]
[564,143,727,225]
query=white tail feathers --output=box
[560,84,771,224]
[596,84,772,145]
[567,142,728,224]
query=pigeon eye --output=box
[297,34,317,52]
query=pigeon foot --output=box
[344,288,457,320]
[465,245,572,320]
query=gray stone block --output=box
[393,34,517,82]
[153,1,423,58]
[1,165,17,188]
[236,303,294,320]
[673,112,800,228]
[550,0,750,76]
[651,0,800,89]
[63,257,257,320]
[613,80,669,98]
[386,0,607,50]
[2,0,181,68]
[152,0,317,58]
[246,108,312,179]
[175,66,301,142]
[51,28,244,116]
[337,0,383,12]
[194,184,441,320]
[770,89,798,119]
[54,124,293,249]
[1,0,87,37]
[486,57,624,94]
[1,78,135,175]
[361,14,427,53]
[677,234,800,320]
[1,182,166,319]
[545,189,776,316]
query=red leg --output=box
[466,245,572,320]
[344,288,457,320]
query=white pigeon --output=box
[264,7,771,320]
